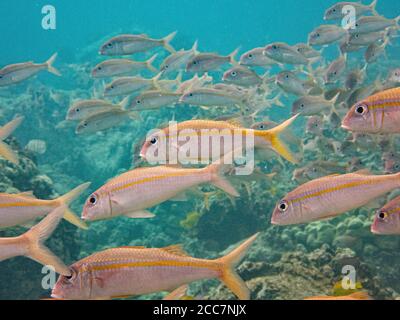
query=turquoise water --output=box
[1,0,400,300]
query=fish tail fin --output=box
[259,114,300,164]
[119,96,131,110]
[56,182,91,229]
[216,233,259,300]
[0,116,24,140]
[151,72,162,90]
[146,54,159,73]
[175,71,183,85]
[207,160,240,197]
[24,206,71,276]
[162,31,177,53]
[45,53,61,76]
[0,116,24,165]
[369,0,378,15]
[229,47,240,65]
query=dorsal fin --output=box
[17,191,36,198]
[161,245,189,257]
[354,169,372,175]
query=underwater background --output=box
[1,0,400,300]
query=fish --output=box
[324,53,347,84]
[292,43,322,59]
[75,109,139,135]
[365,38,389,63]
[350,15,400,34]
[0,206,71,276]
[271,170,400,225]
[104,74,161,97]
[139,115,300,164]
[81,162,240,221]
[263,42,309,65]
[308,25,348,46]
[51,233,258,300]
[305,116,324,136]
[372,195,400,234]
[292,94,339,116]
[0,53,61,87]
[179,87,248,108]
[387,68,400,83]
[0,182,90,229]
[342,87,400,134]
[275,71,315,96]
[186,48,239,73]
[0,117,24,165]
[160,41,198,76]
[177,73,213,94]
[324,0,378,20]
[66,99,128,121]
[239,47,277,67]
[344,66,367,91]
[292,161,347,183]
[125,90,181,111]
[304,292,372,300]
[222,66,265,87]
[25,139,47,155]
[348,30,387,46]
[91,55,158,78]
[99,31,177,56]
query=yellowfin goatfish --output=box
[99,32,177,56]
[91,55,158,78]
[0,206,71,276]
[371,195,400,235]
[51,233,258,300]
[0,182,90,229]
[0,116,24,165]
[81,162,239,221]
[140,115,300,164]
[342,87,400,133]
[271,170,400,225]
[0,53,60,87]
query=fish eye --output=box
[97,67,102,71]
[83,122,88,127]
[107,43,113,48]
[165,65,169,69]
[0,75,2,79]
[355,104,368,115]
[248,54,253,59]
[259,124,265,129]
[189,93,193,97]
[278,200,289,213]
[377,211,388,221]
[231,71,237,77]
[136,100,141,104]
[110,85,114,89]
[193,61,198,65]
[300,104,305,108]
[316,33,320,37]
[150,137,158,145]
[285,74,289,79]
[272,45,277,50]
[332,8,336,12]
[89,194,97,205]
[76,108,80,112]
